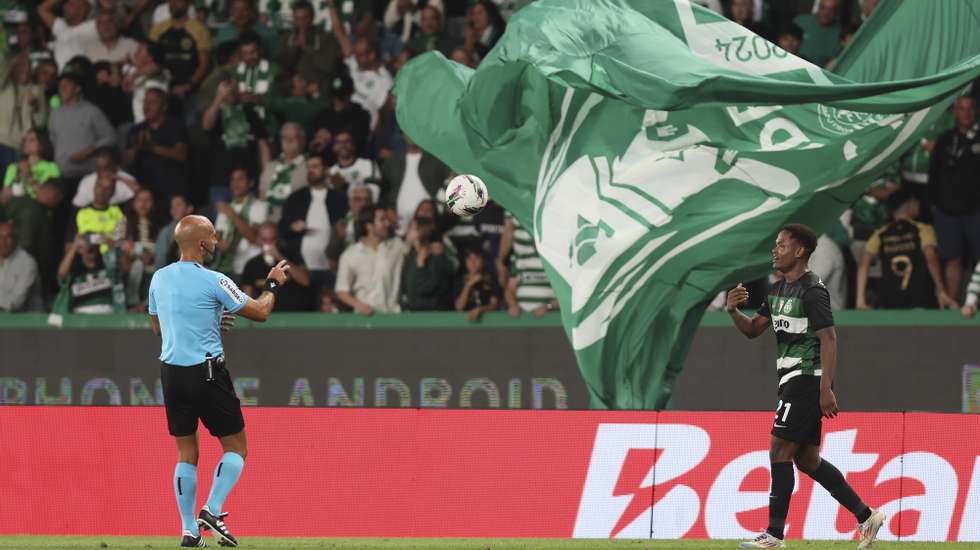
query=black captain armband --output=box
[263,279,282,295]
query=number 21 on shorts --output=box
[774,400,792,424]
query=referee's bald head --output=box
[174,215,218,262]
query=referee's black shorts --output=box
[161,359,244,438]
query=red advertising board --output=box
[0,408,977,540]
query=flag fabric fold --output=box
[394,0,980,409]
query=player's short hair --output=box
[782,223,818,258]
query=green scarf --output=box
[219,104,251,149]
[235,59,273,95]
[51,246,125,315]
[266,155,303,208]
[212,194,254,275]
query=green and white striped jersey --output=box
[967,260,980,307]
[506,213,555,311]
[757,272,834,388]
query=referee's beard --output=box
[202,242,216,265]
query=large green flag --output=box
[394,0,980,409]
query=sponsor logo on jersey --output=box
[219,277,246,304]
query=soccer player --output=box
[149,215,289,547]
[726,224,885,549]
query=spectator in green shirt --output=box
[2,129,60,201]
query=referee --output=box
[149,215,289,548]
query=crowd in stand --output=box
[0,0,978,317]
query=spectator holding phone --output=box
[69,174,126,255]
[56,232,116,314]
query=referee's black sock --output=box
[766,461,794,540]
[806,459,872,523]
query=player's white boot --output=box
[739,532,786,548]
[857,508,886,548]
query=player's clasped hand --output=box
[820,387,839,418]
[266,259,290,285]
[725,283,750,312]
[962,303,977,319]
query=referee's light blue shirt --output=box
[148,261,248,366]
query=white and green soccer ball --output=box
[445,174,489,218]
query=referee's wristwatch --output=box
[264,278,282,295]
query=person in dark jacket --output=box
[277,155,348,292]
[379,137,449,236]
[309,73,371,163]
[928,96,980,301]
[401,216,453,311]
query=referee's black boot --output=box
[180,531,206,547]
[198,508,238,547]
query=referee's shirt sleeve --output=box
[803,285,834,331]
[212,272,249,314]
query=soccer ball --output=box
[445,174,489,217]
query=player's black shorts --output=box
[770,375,822,446]
[161,359,244,438]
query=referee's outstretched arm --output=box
[237,259,290,322]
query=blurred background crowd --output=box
[0,0,978,317]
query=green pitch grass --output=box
[0,538,978,549]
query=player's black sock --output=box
[766,461,794,540]
[807,459,871,523]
